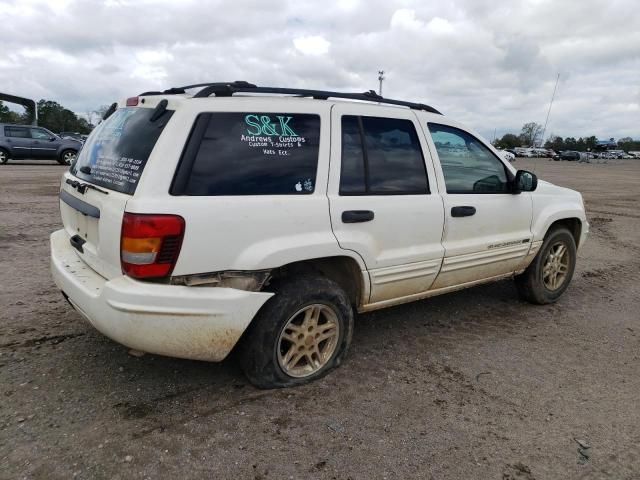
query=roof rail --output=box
[139,81,256,96]
[139,81,442,114]
[191,84,441,114]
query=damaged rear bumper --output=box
[50,229,273,361]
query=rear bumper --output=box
[50,229,273,361]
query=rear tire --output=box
[515,227,577,304]
[0,148,9,164]
[239,275,354,389]
[58,149,77,165]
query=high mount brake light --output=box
[126,97,139,106]
[121,213,185,279]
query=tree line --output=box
[493,122,640,152]
[0,99,106,134]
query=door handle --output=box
[342,210,375,223]
[451,206,476,217]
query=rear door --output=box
[59,104,174,279]
[4,126,32,158]
[328,104,445,304]
[30,127,59,159]
[423,122,533,288]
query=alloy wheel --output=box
[543,241,570,290]
[63,151,76,164]
[277,304,340,378]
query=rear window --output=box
[171,112,321,195]
[72,107,173,194]
[339,115,429,195]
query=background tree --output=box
[585,136,598,151]
[544,135,564,151]
[36,100,91,134]
[564,137,577,150]
[519,122,543,147]
[618,137,640,152]
[495,133,521,149]
[0,101,25,124]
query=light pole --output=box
[378,70,385,96]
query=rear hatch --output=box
[59,102,174,279]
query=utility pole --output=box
[540,73,560,148]
[378,70,385,96]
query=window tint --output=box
[339,115,429,195]
[31,128,52,140]
[428,123,509,194]
[72,107,174,194]
[4,126,30,138]
[176,113,320,196]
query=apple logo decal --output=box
[295,182,302,192]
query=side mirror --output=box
[514,170,538,193]
[49,136,56,142]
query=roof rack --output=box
[139,81,257,96]
[140,81,442,115]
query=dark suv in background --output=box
[0,123,82,165]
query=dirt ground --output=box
[1,158,639,480]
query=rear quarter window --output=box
[172,112,321,196]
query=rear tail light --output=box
[121,213,185,279]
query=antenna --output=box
[540,73,560,147]
[378,70,385,96]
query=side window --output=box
[174,113,320,195]
[5,126,31,138]
[339,115,429,195]
[428,123,509,194]
[31,128,52,140]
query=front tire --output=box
[515,227,577,304]
[0,148,9,164]
[58,149,77,165]
[239,275,354,389]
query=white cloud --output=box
[293,35,331,55]
[390,9,424,30]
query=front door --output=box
[328,104,445,305]
[424,122,533,289]
[30,127,59,159]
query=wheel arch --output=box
[545,217,583,247]
[270,255,367,308]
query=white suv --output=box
[50,82,588,388]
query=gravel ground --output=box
[0,158,639,480]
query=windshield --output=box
[72,106,173,194]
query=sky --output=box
[1,0,638,141]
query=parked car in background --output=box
[505,148,517,157]
[0,123,82,165]
[498,149,516,162]
[59,132,87,144]
[560,151,581,161]
[514,147,535,157]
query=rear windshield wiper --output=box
[65,178,109,195]
[149,99,168,122]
